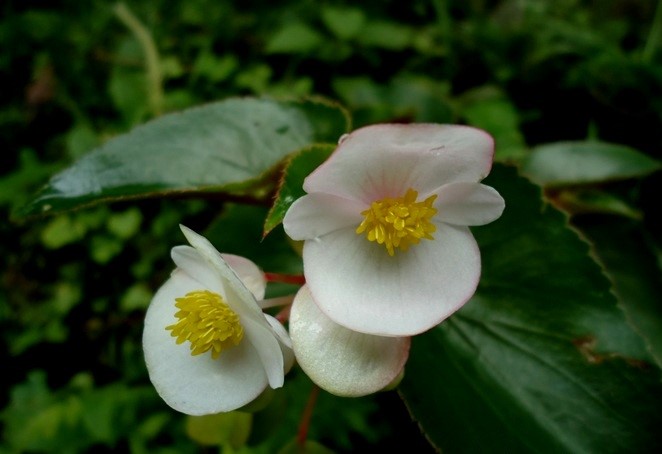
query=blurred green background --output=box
[2,0,661,452]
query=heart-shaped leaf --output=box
[399,164,662,453]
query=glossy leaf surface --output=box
[399,164,662,453]
[17,98,349,218]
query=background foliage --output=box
[2,0,661,452]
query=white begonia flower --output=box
[290,285,410,397]
[283,124,505,337]
[143,225,294,416]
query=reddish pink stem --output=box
[275,305,292,323]
[264,272,306,285]
[297,384,320,447]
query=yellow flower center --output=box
[356,188,437,256]
[166,290,244,359]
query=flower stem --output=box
[275,305,291,324]
[259,295,295,309]
[112,2,163,116]
[296,384,320,447]
[264,272,306,285]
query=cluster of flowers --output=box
[143,124,505,415]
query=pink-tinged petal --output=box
[290,285,410,397]
[143,270,267,415]
[282,193,365,241]
[434,182,505,226]
[302,223,480,336]
[303,124,494,202]
[221,253,267,300]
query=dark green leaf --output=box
[16,97,349,219]
[387,75,453,123]
[521,141,661,187]
[399,164,662,453]
[547,188,642,219]
[575,215,662,368]
[332,75,453,125]
[263,144,335,236]
[248,369,385,452]
[205,204,303,298]
[0,149,61,211]
[459,86,528,162]
[277,439,336,454]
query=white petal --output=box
[283,193,365,241]
[221,253,267,300]
[290,285,410,397]
[178,225,267,325]
[264,314,295,372]
[143,271,267,415]
[302,224,481,336]
[434,182,505,226]
[264,314,293,349]
[303,124,494,203]
[171,245,225,295]
[241,317,286,388]
[178,225,286,388]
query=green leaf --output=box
[1,371,58,452]
[0,149,61,210]
[107,207,143,239]
[386,75,453,123]
[356,20,413,50]
[108,38,150,126]
[16,97,349,219]
[185,412,252,447]
[1,372,158,452]
[248,369,385,452]
[192,51,237,83]
[521,141,661,187]
[90,234,123,264]
[278,439,336,454]
[65,122,99,160]
[205,204,303,297]
[459,86,528,162]
[332,75,453,125]
[119,283,153,312]
[399,164,662,453]
[264,144,336,236]
[321,6,366,40]
[575,215,662,368]
[265,23,324,54]
[548,188,642,219]
[40,215,88,249]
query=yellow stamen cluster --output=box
[356,188,438,256]
[166,290,244,359]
